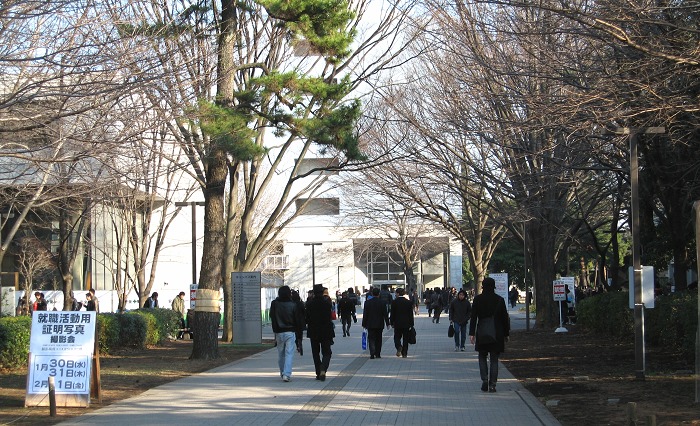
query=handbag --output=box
[407,326,417,344]
[331,309,337,320]
[477,316,497,344]
[361,329,368,350]
[448,323,455,338]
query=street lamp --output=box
[304,243,323,286]
[175,201,206,285]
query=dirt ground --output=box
[501,326,699,426]
[1,328,698,425]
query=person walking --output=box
[411,289,420,315]
[338,292,356,337]
[361,287,390,359]
[469,277,510,393]
[306,284,335,381]
[172,291,187,339]
[431,288,443,323]
[390,288,414,358]
[270,285,305,382]
[449,289,472,351]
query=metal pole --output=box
[190,203,197,285]
[630,132,645,380]
[694,200,700,403]
[337,265,343,294]
[524,221,530,331]
[305,243,322,286]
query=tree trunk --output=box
[531,220,558,329]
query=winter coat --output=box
[271,297,304,339]
[362,297,389,330]
[469,290,510,353]
[389,296,414,329]
[305,296,335,341]
[449,297,472,326]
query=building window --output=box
[296,158,339,176]
[295,198,340,215]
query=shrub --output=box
[146,308,181,343]
[0,316,32,369]
[646,292,697,361]
[577,291,633,337]
[578,290,698,362]
[118,312,148,348]
[97,313,121,355]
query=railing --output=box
[261,255,289,270]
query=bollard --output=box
[626,402,637,425]
[647,414,657,426]
[48,376,56,417]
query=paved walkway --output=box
[60,305,558,426]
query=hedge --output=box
[577,290,698,362]
[0,309,182,369]
[0,316,32,369]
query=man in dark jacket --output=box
[306,284,335,381]
[362,287,390,359]
[271,285,305,382]
[390,288,414,358]
[338,292,356,337]
[449,289,472,351]
[469,277,510,393]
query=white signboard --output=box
[489,273,509,302]
[628,266,655,309]
[27,311,96,406]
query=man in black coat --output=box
[306,284,335,381]
[469,277,510,393]
[361,287,389,359]
[338,292,356,337]
[390,287,415,358]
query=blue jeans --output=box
[453,322,467,348]
[276,331,296,378]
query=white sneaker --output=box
[454,346,459,352]
[282,375,290,382]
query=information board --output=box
[232,272,262,344]
[489,273,509,302]
[553,280,566,301]
[26,311,96,407]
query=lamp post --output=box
[304,243,323,286]
[175,201,206,285]
[523,221,530,332]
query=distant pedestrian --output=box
[449,290,472,351]
[172,291,187,339]
[508,285,518,309]
[411,289,420,315]
[431,288,443,323]
[390,288,414,358]
[88,288,100,313]
[33,292,47,312]
[362,287,390,359]
[270,285,305,382]
[85,292,97,312]
[338,292,356,337]
[424,289,434,317]
[306,284,335,381]
[469,277,510,393]
[69,290,82,311]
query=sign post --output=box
[26,311,97,407]
[553,280,568,333]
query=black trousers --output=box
[478,350,500,386]
[310,338,332,375]
[367,328,384,357]
[393,327,410,356]
[341,316,352,335]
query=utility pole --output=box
[175,201,206,285]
